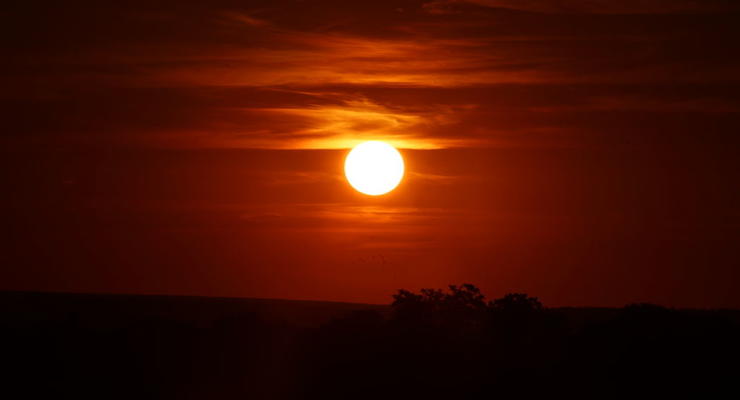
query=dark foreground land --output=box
[2,288,739,399]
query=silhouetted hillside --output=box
[1,291,383,399]
[2,289,739,399]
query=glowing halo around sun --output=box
[344,141,405,196]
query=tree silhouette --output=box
[490,292,543,313]
[391,284,486,309]
[391,284,488,329]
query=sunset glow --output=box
[3,0,740,308]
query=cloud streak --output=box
[426,0,740,14]
[3,0,739,150]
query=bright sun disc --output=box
[344,141,404,196]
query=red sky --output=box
[2,0,739,307]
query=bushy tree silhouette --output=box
[490,292,543,312]
[391,284,487,330]
[299,285,740,397]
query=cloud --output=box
[221,11,270,27]
[425,0,740,14]
[233,96,468,149]
[3,0,740,150]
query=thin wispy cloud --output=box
[4,1,738,150]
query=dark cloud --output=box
[4,1,739,149]
[426,0,740,14]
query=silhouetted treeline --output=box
[2,288,739,399]
[301,285,740,398]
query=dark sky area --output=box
[2,0,739,306]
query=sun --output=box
[344,141,405,196]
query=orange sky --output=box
[2,0,739,307]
